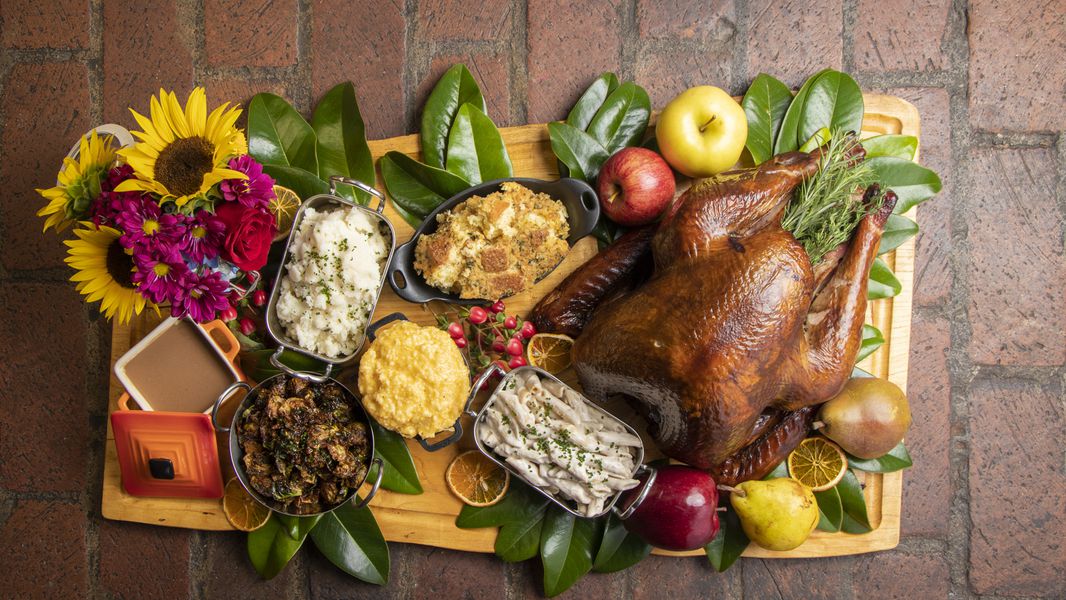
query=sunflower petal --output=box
[185,87,207,136]
[149,95,175,144]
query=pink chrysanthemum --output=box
[181,210,225,263]
[220,155,275,210]
[115,196,185,250]
[131,246,189,304]
[172,269,230,323]
[90,164,149,228]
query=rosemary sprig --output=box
[782,133,881,264]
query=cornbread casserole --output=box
[413,182,570,299]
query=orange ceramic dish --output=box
[111,409,224,498]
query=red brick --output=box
[853,0,949,72]
[629,555,740,598]
[205,0,298,67]
[965,148,1065,366]
[743,556,854,599]
[417,0,514,41]
[527,0,623,123]
[968,0,1066,132]
[98,520,192,599]
[969,379,1066,597]
[415,51,513,128]
[746,0,842,88]
[103,0,195,124]
[636,0,736,43]
[0,283,89,493]
[404,545,508,597]
[636,44,734,108]
[1,0,88,48]
[902,312,952,537]
[0,62,91,271]
[203,532,300,596]
[855,551,950,599]
[887,87,952,308]
[311,0,406,139]
[0,500,88,597]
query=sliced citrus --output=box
[446,450,510,507]
[787,437,848,492]
[223,477,271,531]
[269,185,301,242]
[526,333,575,374]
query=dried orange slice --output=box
[223,477,271,531]
[526,333,574,374]
[446,450,510,507]
[269,185,301,242]
[787,437,847,492]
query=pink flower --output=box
[181,210,225,263]
[91,165,148,228]
[220,156,275,210]
[115,197,185,251]
[132,246,190,304]
[172,270,230,323]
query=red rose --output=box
[214,203,276,272]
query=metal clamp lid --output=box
[269,346,334,383]
[614,464,657,520]
[329,176,386,213]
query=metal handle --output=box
[352,457,385,509]
[329,176,386,213]
[228,270,261,302]
[365,312,407,342]
[269,346,333,383]
[614,464,657,521]
[464,363,504,417]
[211,381,252,433]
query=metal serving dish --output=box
[387,177,600,305]
[210,373,383,517]
[265,176,396,381]
[466,364,646,519]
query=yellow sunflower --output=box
[117,87,247,208]
[36,130,117,233]
[63,223,157,324]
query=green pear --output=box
[730,478,819,551]
[818,377,911,459]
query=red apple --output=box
[596,147,676,226]
[619,465,720,551]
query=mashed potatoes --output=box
[358,321,470,438]
[276,205,388,359]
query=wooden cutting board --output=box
[101,93,919,559]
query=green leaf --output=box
[852,366,875,378]
[539,505,598,598]
[868,257,902,300]
[799,70,865,147]
[421,64,487,170]
[742,73,795,164]
[774,69,830,155]
[261,164,329,200]
[248,514,307,580]
[763,460,789,479]
[814,487,843,533]
[378,151,470,225]
[799,127,831,152]
[246,348,330,382]
[248,93,319,174]
[368,420,423,494]
[593,513,651,573]
[878,213,919,255]
[277,514,322,541]
[311,82,375,204]
[705,501,748,572]
[590,217,623,248]
[567,73,621,131]
[585,81,651,154]
[547,122,610,182]
[837,470,873,534]
[847,441,913,473]
[857,324,884,362]
[495,505,547,562]
[456,481,549,529]
[445,103,513,185]
[862,134,918,160]
[310,499,390,585]
[866,156,942,214]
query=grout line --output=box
[510,0,529,127]
[841,0,857,73]
[294,0,313,112]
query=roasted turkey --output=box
[532,149,895,474]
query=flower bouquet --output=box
[37,88,279,324]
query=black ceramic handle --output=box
[365,312,408,341]
[555,178,601,243]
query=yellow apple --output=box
[655,86,748,177]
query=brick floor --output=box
[2,1,1064,598]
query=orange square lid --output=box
[111,410,224,499]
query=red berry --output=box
[508,355,527,369]
[238,318,256,336]
[220,306,238,322]
[503,316,518,329]
[490,300,506,313]
[447,322,464,339]
[520,321,537,339]
[492,337,506,353]
[469,306,488,324]
[454,337,468,348]
[506,338,524,357]
[251,289,267,307]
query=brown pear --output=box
[817,377,911,459]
